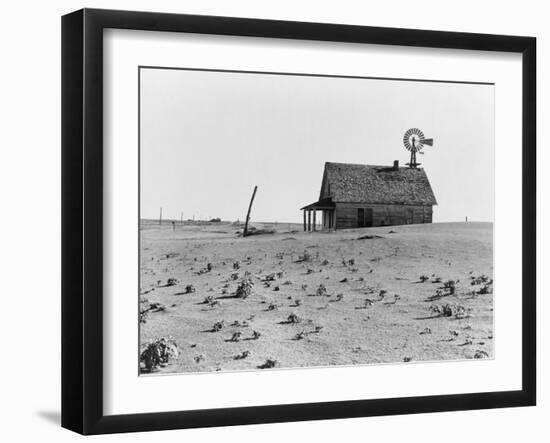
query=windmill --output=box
[403,128,434,168]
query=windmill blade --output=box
[422,138,434,146]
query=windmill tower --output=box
[403,128,434,168]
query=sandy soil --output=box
[139,221,494,374]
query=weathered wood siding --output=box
[334,203,432,229]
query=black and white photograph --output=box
[138,67,495,374]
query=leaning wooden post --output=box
[159,207,162,225]
[243,185,258,237]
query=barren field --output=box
[139,221,494,374]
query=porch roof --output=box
[300,198,336,211]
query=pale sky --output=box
[140,67,494,223]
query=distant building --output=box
[301,161,437,230]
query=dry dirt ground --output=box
[139,221,494,374]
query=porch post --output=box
[303,210,307,231]
[313,210,317,231]
[307,210,311,232]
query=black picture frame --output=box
[62,8,536,435]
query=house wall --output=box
[334,203,432,229]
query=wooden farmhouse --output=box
[301,161,437,231]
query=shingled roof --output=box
[320,162,437,205]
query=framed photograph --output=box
[62,8,536,435]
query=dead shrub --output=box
[429,303,467,319]
[443,280,457,295]
[230,320,249,328]
[235,278,254,299]
[258,359,278,369]
[474,350,489,359]
[228,332,242,342]
[165,278,178,287]
[211,320,225,332]
[477,284,492,295]
[234,350,251,360]
[202,295,214,305]
[315,284,328,297]
[286,313,301,324]
[146,302,166,313]
[140,338,179,373]
[471,274,490,285]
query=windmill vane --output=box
[403,128,434,168]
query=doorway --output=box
[358,208,373,228]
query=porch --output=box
[300,198,336,231]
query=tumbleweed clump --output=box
[286,313,301,324]
[429,303,467,319]
[165,278,178,287]
[228,331,242,342]
[211,320,225,332]
[140,337,179,373]
[235,278,254,299]
[315,284,328,297]
[234,350,251,360]
[474,350,489,359]
[258,358,278,369]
